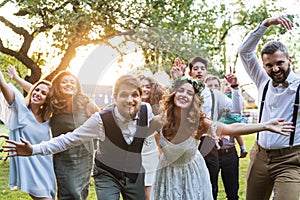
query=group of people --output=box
[1,15,299,200]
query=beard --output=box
[268,67,290,83]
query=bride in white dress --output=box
[150,77,293,200]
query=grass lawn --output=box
[0,123,256,200]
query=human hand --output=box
[239,146,248,158]
[6,65,17,79]
[170,57,186,79]
[223,66,237,86]
[264,118,294,136]
[262,16,294,30]
[2,138,33,157]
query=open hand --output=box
[264,118,294,136]
[6,65,17,79]
[2,138,33,157]
[170,57,186,79]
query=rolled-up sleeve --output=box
[32,112,105,155]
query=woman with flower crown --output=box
[150,77,293,200]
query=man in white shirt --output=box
[238,15,300,200]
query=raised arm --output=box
[238,16,294,87]
[170,57,186,79]
[223,68,242,113]
[7,65,32,93]
[0,70,15,105]
[262,16,293,29]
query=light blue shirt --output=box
[239,23,300,149]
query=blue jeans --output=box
[53,142,94,200]
[92,165,145,200]
[218,148,239,200]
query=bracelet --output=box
[231,84,239,88]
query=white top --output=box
[32,102,153,155]
[239,23,300,149]
[201,87,239,120]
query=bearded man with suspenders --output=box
[238,16,300,200]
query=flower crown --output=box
[169,77,205,97]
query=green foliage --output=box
[0,0,299,81]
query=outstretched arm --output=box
[3,113,105,157]
[7,65,32,93]
[0,71,15,105]
[202,118,293,138]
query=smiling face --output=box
[188,61,208,82]
[59,75,78,98]
[174,82,195,109]
[30,83,50,106]
[114,83,142,119]
[141,78,152,101]
[262,50,291,83]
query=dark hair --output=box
[139,75,164,115]
[25,80,52,121]
[261,41,289,58]
[188,56,208,71]
[50,70,89,113]
[113,74,142,98]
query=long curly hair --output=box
[49,70,89,114]
[160,78,206,140]
[139,75,164,115]
[25,80,52,122]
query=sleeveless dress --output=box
[3,84,56,199]
[50,110,94,200]
[151,133,213,200]
[142,133,160,186]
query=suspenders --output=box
[210,89,215,119]
[257,80,300,146]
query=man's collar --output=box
[113,106,139,123]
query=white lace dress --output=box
[151,133,213,200]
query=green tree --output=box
[0,0,297,83]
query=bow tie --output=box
[272,80,289,88]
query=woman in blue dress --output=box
[0,69,55,199]
[6,66,99,199]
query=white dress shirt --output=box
[239,23,300,149]
[32,102,153,155]
[201,87,240,121]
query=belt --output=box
[257,143,300,156]
[218,147,236,154]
